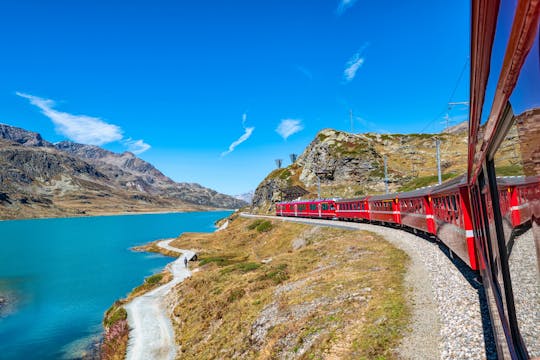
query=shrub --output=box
[258,264,289,284]
[220,262,261,275]
[247,219,265,230]
[145,273,163,285]
[199,255,239,267]
[104,306,127,328]
[226,288,246,303]
[256,220,273,233]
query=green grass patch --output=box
[398,172,459,192]
[103,302,127,328]
[495,164,523,176]
[257,263,289,284]
[256,220,273,232]
[220,262,262,275]
[226,288,246,303]
[145,273,163,285]
[247,219,265,230]
[279,169,292,180]
[247,219,273,232]
[199,255,241,267]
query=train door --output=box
[294,204,297,217]
[425,196,436,234]
[318,203,322,218]
[393,198,401,225]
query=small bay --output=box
[0,210,231,359]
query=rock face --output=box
[0,123,52,147]
[0,124,246,219]
[253,128,471,210]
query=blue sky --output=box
[0,0,470,195]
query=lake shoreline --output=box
[0,211,232,359]
[0,207,237,222]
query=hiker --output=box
[184,257,188,268]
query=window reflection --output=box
[493,30,540,356]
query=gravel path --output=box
[242,213,495,360]
[508,228,540,357]
[125,239,194,360]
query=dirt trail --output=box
[125,239,194,360]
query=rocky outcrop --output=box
[252,128,472,210]
[0,123,52,147]
[0,124,246,219]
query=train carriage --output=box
[335,197,370,221]
[397,187,435,234]
[429,176,478,269]
[368,194,401,225]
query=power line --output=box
[419,57,470,133]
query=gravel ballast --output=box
[242,214,495,360]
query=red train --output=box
[277,1,539,358]
[275,175,537,272]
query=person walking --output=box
[184,256,188,268]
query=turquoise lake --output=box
[0,211,231,359]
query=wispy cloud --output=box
[355,116,388,133]
[336,0,359,15]
[16,92,151,153]
[124,138,151,154]
[296,65,313,80]
[276,119,303,140]
[343,43,369,83]
[16,92,123,145]
[221,113,255,157]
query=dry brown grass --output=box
[165,217,409,359]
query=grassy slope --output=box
[167,216,410,359]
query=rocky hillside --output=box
[253,128,470,210]
[0,124,246,219]
[253,125,522,211]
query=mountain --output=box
[252,125,523,211]
[253,128,469,210]
[234,191,254,204]
[0,124,246,219]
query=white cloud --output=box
[124,138,151,154]
[276,119,303,140]
[337,0,359,15]
[221,113,255,157]
[343,43,369,83]
[296,65,313,80]
[16,92,123,146]
[221,127,255,157]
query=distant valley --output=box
[0,124,246,219]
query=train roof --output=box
[496,175,539,186]
[369,193,398,201]
[428,174,468,195]
[396,186,434,199]
[276,198,339,204]
[335,196,369,203]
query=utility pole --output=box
[436,139,442,184]
[350,109,354,133]
[317,175,321,199]
[289,153,297,164]
[384,155,389,194]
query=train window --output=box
[491,82,540,355]
[330,204,335,210]
[322,203,328,211]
